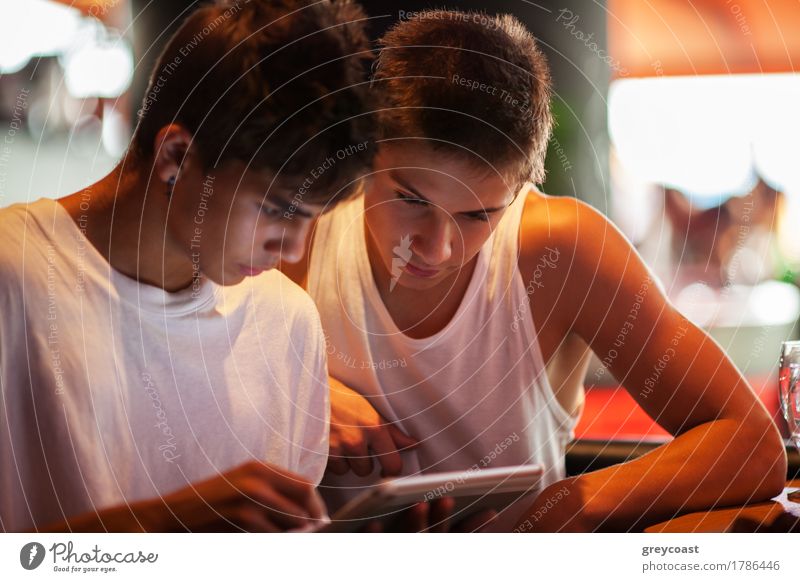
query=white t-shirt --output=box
[0,198,329,531]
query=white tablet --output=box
[317,464,544,532]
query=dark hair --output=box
[372,10,553,186]
[132,0,374,203]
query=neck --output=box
[58,154,195,292]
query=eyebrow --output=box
[392,174,510,215]
[264,192,315,219]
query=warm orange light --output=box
[608,0,800,78]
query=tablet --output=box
[317,464,544,532]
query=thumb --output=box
[387,423,419,450]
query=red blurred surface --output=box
[576,375,785,442]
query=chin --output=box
[229,272,249,286]
[204,269,242,287]
[391,272,447,292]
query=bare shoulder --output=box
[517,189,642,324]
[519,189,610,255]
[521,188,670,347]
[517,190,604,321]
[519,189,635,302]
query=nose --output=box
[413,212,453,266]
[272,219,311,264]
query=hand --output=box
[45,461,327,532]
[150,461,327,532]
[328,377,418,477]
[513,479,595,533]
[365,498,497,533]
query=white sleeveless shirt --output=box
[308,188,578,525]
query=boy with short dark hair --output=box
[0,0,373,532]
[286,10,786,531]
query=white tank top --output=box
[308,188,578,525]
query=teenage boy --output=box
[282,10,786,531]
[0,0,373,532]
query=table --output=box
[646,481,800,532]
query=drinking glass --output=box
[779,340,800,502]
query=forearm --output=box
[520,416,786,532]
[38,501,163,533]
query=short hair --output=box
[372,10,553,186]
[132,0,374,203]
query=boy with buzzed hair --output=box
[0,0,374,532]
[284,10,786,531]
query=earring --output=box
[166,175,176,197]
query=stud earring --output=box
[166,175,176,197]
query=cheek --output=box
[364,204,398,244]
[452,222,493,262]
[166,196,203,245]
[201,210,260,261]
[230,208,266,242]
[463,225,489,250]
[365,186,404,226]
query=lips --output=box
[238,263,276,277]
[404,262,440,278]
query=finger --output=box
[259,465,317,504]
[326,455,351,475]
[428,497,455,533]
[263,477,326,524]
[347,455,374,477]
[236,467,315,528]
[163,485,244,532]
[256,489,313,530]
[300,487,327,522]
[387,424,419,451]
[369,429,404,478]
[342,441,374,477]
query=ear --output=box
[152,124,196,184]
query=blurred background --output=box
[1,0,798,472]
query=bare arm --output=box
[326,376,418,477]
[516,198,786,532]
[36,461,326,533]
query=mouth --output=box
[238,263,277,277]
[404,262,441,278]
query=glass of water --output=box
[779,340,800,501]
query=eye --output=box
[395,190,428,206]
[260,204,283,219]
[463,211,489,223]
